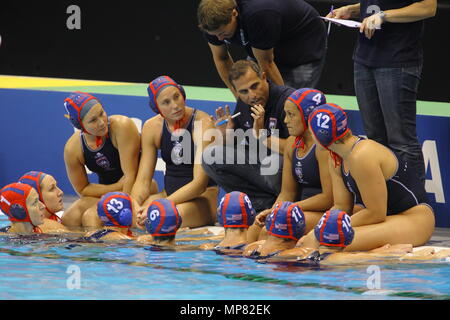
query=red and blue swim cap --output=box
[64,91,101,132]
[266,202,306,241]
[97,192,133,228]
[18,171,46,204]
[314,209,354,247]
[287,88,326,130]
[217,191,256,228]
[145,198,182,236]
[308,103,349,149]
[0,182,34,223]
[147,76,186,115]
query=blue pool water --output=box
[1,216,450,300]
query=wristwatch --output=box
[378,11,386,23]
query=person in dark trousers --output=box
[328,0,437,185]
[197,0,327,99]
[202,60,294,213]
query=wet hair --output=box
[153,235,176,243]
[197,0,237,32]
[228,60,263,89]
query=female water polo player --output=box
[62,91,155,228]
[243,201,306,259]
[0,183,46,234]
[82,192,138,241]
[200,191,257,253]
[249,88,333,241]
[131,76,218,228]
[18,171,69,232]
[299,103,434,251]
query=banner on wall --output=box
[0,89,449,227]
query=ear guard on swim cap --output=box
[64,91,100,131]
[145,198,182,236]
[18,171,46,203]
[308,103,349,148]
[97,192,133,228]
[314,209,354,247]
[266,202,305,241]
[217,191,256,228]
[287,88,326,129]
[147,76,186,115]
[0,183,33,223]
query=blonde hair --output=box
[197,0,237,32]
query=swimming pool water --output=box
[1,216,450,300]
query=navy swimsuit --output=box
[341,137,429,215]
[160,110,215,195]
[81,121,123,185]
[292,144,322,200]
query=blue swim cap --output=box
[18,171,47,203]
[97,192,133,228]
[147,76,186,115]
[64,91,101,131]
[217,191,256,228]
[266,202,306,241]
[287,88,326,129]
[308,103,349,148]
[145,198,182,236]
[314,209,354,247]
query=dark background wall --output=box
[0,0,449,102]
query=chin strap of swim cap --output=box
[292,136,305,150]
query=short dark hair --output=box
[197,0,237,32]
[228,60,263,88]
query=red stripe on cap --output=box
[288,89,320,130]
[239,193,248,227]
[102,194,131,228]
[153,201,166,235]
[222,194,231,227]
[268,204,281,236]
[319,211,331,245]
[170,201,180,232]
[337,210,346,247]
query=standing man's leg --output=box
[374,65,425,184]
[354,62,388,145]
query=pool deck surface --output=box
[62,195,450,248]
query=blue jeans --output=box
[247,54,326,89]
[354,62,425,183]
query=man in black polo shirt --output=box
[202,60,294,213]
[329,0,436,185]
[197,0,326,98]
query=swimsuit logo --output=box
[269,118,277,135]
[244,121,251,128]
[172,141,184,165]
[295,162,304,182]
[95,152,112,170]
